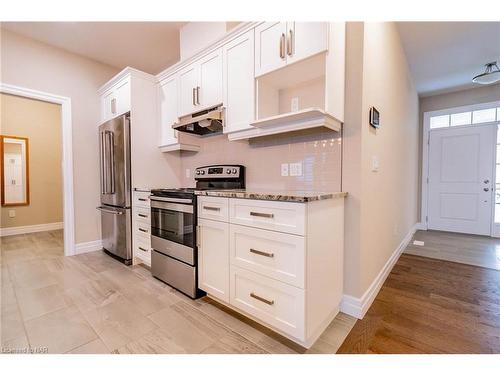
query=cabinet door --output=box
[198,218,230,302]
[178,64,199,116]
[223,30,255,134]
[158,75,179,147]
[114,77,131,116]
[285,22,328,65]
[101,89,114,123]
[198,48,223,109]
[254,22,287,77]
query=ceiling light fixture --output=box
[472,61,500,85]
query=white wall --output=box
[1,28,120,243]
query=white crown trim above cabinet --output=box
[197,195,345,348]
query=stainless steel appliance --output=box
[97,113,132,265]
[172,104,224,136]
[150,165,245,298]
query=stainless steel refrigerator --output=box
[97,113,132,265]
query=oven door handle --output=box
[150,196,192,204]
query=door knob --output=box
[484,188,490,192]
[484,179,490,184]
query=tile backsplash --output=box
[180,128,342,192]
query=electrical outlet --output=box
[8,210,15,218]
[291,97,299,112]
[185,169,190,178]
[289,162,303,177]
[281,163,289,177]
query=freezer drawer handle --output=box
[250,211,274,219]
[96,206,124,215]
[250,292,274,306]
[203,206,220,211]
[250,248,274,258]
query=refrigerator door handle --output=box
[100,131,107,194]
[108,131,116,194]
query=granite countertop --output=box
[194,189,347,203]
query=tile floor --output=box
[1,230,356,354]
[405,230,500,270]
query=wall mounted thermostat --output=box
[369,107,380,128]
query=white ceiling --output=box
[1,22,186,75]
[397,22,500,97]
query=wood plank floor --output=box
[1,230,356,354]
[337,254,500,353]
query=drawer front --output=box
[230,224,305,288]
[229,199,306,235]
[134,206,151,224]
[197,196,229,222]
[134,221,151,238]
[134,234,151,265]
[133,191,151,208]
[230,266,305,340]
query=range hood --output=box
[173,105,224,136]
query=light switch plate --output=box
[281,163,289,177]
[185,169,190,178]
[291,97,299,112]
[289,162,303,177]
[371,156,379,172]
[9,210,15,218]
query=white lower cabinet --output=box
[198,218,230,302]
[230,265,305,340]
[197,196,345,348]
[132,190,151,266]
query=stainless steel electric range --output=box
[149,165,245,298]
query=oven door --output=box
[150,198,195,264]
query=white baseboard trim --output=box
[414,222,427,230]
[340,222,418,319]
[74,240,103,255]
[0,222,63,237]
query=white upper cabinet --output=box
[255,22,328,77]
[178,48,223,117]
[255,22,287,77]
[100,76,131,123]
[223,29,255,134]
[285,22,328,65]
[158,74,179,147]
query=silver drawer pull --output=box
[138,214,148,218]
[250,248,274,258]
[138,246,148,252]
[250,211,274,218]
[250,292,274,306]
[138,198,148,202]
[203,206,221,211]
[138,228,149,233]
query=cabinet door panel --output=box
[158,75,179,147]
[178,64,199,116]
[285,22,328,65]
[223,30,255,133]
[101,89,114,123]
[198,218,230,302]
[114,78,131,116]
[198,49,223,109]
[255,22,287,77]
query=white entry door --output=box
[428,125,495,235]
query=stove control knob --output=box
[200,170,205,175]
[232,168,238,174]
[226,169,231,174]
[196,170,200,175]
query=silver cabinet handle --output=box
[138,246,148,252]
[138,213,148,218]
[484,179,490,184]
[138,228,149,233]
[192,87,196,106]
[111,98,116,114]
[250,292,274,306]
[250,211,274,218]
[287,29,293,56]
[203,206,220,211]
[196,225,201,248]
[96,206,123,215]
[196,86,200,105]
[279,33,285,59]
[484,188,490,192]
[250,248,274,258]
[138,198,148,202]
